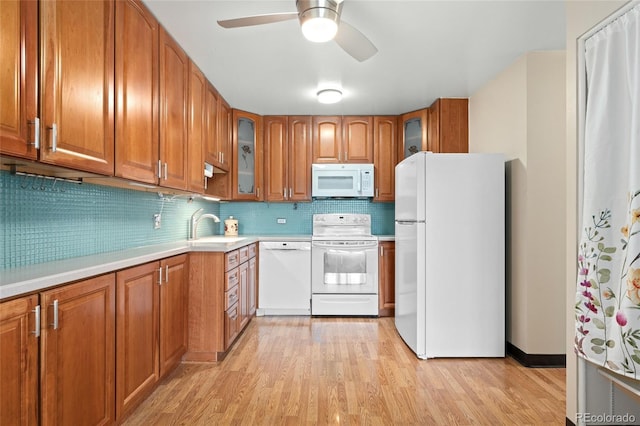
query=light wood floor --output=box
[123,317,566,425]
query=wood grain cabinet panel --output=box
[312,116,342,163]
[378,242,395,317]
[373,116,397,202]
[204,83,219,168]
[159,27,189,190]
[264,116,312,202]
[40,273,116,426]
[39,0,115,175]
[342,116,373,163]
[114,0,159,184]
[0,294,39,425]
[159,254,188,378]
[116,262,160,421]
[187,60,206,193]
[0,0,38,160]
[428,98,469,153]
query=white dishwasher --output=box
[258,241,311,316]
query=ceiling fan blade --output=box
[334,20,378,62]
[217,12,298,29]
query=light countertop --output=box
[1,234,394,300]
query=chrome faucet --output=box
[190,208,220,240]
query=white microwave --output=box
[311,164,374,198]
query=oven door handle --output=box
[312,241,378,249]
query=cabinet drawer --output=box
[248,243,257,258]
[238,246,249,263]
[225,285,239,311]
[225,250,239,271]
[225,268,239,291]
[224,302,240,349]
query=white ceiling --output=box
[143,0,566,116]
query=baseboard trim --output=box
[507,342,566,368]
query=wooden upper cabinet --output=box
[312,116,342,163]
[40,273,116,426]
[204,83,219,167]
[342,116,373,163]
[39,0,115,175]
[232,109,263,201]
[398,108,428,161]
[159,27,189,190]
[187,60,206,193]
[217,96,232,171]
[264,116,288,202]
[428,98,469,153]
[0,0,38,160]
[312,116,372,163]
[264,115,312,202]
[0,294,39,425]
[115,0,159,184]
[373,116,397,202]
[288,116,312,200]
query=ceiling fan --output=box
[217,0,378,62]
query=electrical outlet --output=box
[153,214,162,229]
[277,218,286,224]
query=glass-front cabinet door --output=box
[232,109,263,200]
[398,108,428,160]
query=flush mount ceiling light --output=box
[299,1,340,43]
[317,88,342,104]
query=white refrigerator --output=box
[395,152,505,359]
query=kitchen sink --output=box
[192,236,246,243]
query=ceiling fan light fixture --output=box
[299,8,339,42]
[317,88,342,104]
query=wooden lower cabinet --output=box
[116,261,160,421]
[0,294,39,425]
[159,254,188,377]
[40,273,116,426]
[187,243,257,361]
[378,241,395,317]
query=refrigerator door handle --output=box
[395,220,425,224]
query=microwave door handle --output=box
[358,171,362,193]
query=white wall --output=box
[469,51,566,355]
[564,1,627,423]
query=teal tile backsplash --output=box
[1,170,394,269]
[0,171,220,269]
[219,200,395,235]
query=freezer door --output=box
[394,220,426,358]
[395,152,427,222]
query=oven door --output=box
[311,240,379,294]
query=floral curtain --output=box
[575,4,640,379]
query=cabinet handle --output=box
[256,187,260,198]
[289,188,292,198]
[158,267,163,285]
[157,160,162,179]
[283,189,287,199]
[49,124,57,152]
[163,163,168,180]
[220,152,224,163]
[165,265,169,283]
[51,300,59,330]
[29,117,40,149]
[32,305,40,337]
[204,176,208,190]
[380,246,384,256]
